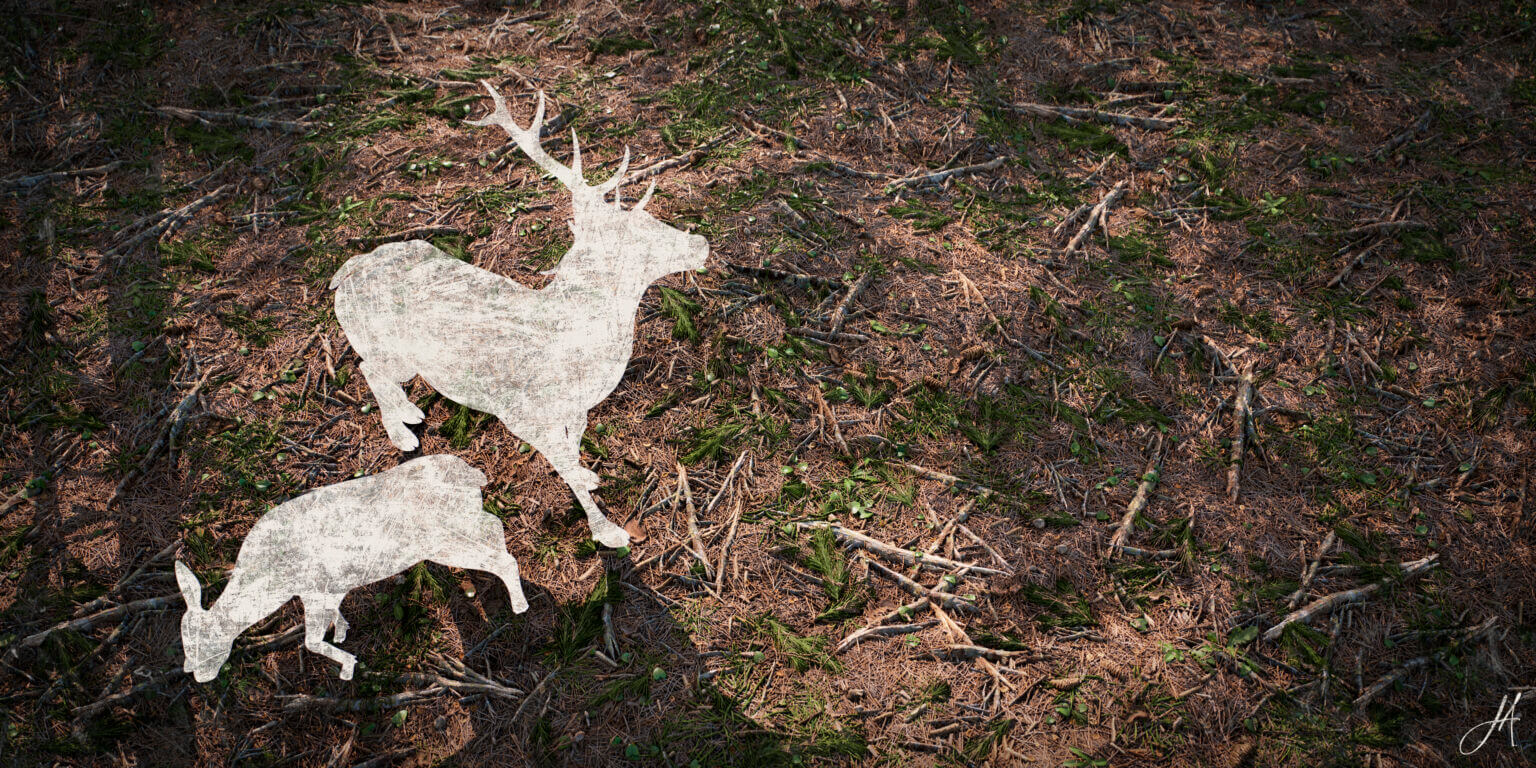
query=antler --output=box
[467,81,635,203]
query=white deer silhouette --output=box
[330,83,708,548]
[175,455,528,682]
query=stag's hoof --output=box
[402,403,425,424]
[339,662,355,681]
[386,426,419,452]
[590,519,631,549]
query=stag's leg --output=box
[331,610,350,643]
[302,594,358,680]
[358,360,425,451]
[523,421,629,549]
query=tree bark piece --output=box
[1227,362,1256,503]
[1109,435,1163,555]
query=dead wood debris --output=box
[1063,180,1128,257]
[792,522,1005,577]
[1263,554,1439,642]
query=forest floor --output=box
[2,1,1534,766]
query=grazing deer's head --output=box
[466,83,709,284]
[176,561,233,682]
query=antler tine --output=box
[466,82,584,190]
[596,146,630,198]
[636,179,657,210]
[569,129,582,178]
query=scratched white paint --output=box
[331,84,709,548]
[176,455,527,682]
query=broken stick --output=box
[1227,361,1256,503]
[1263,554,1438,642]
[1064,181,1128,257]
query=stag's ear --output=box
[174,560,203,611]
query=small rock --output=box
[1032,518,1046,529]
[1054,544,1069,555]
[433,716,447,732]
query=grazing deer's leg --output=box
[358,360,425,451]
[432,545,530,614]
[331,610,350,643]
[524,421,630,548]
[302,594,358,680]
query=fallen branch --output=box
[895,462,996,498]
[1338,220,1427,240]
[1064,181,1128,257]
[835,597,930,653]
[626,128,739,183]
[2,161,121,191]
[1263,554,1439,642]
[724,261,843,289]
[864,558,982,615]
[347,225,463,247]
[12,594,182,657]
[827,272,874,336]
[1353,617,1495,708]
[1108,435,1163,555]
[1373,109,1432,160]
[111,370,213,505]
[884,156,1006,191]
[1325,240,1387,289]
[282,687,445,713]
[156,105,319,134]
[929,644,1041,663]
[792,522,1005,576]
[834,620,938,654]
[1285,531,1336,610]
[102,185,233,265]
[677,465,714,582]
[1227,361,1256,503]
[1011,102,1178,130]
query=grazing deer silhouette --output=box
[330,83,708,548]
[176,455,528,682]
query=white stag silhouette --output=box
[330,83,708,548]
[176,455,528,682]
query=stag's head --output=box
[467,83,708,283]
[176,560,234,682]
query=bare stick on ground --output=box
[792,522,1005,576]
[1353,617,1496,708]
[1011,102,1178,130]
[1263,554,1439,642]
[1286,531,1337,610]
[1064,181,1128,257]
[1227,361,1256,503]
[884,156,1006,191]
[110,370,213,505]
[1108,434,1164,555]
[156,105,319,134]
[864,558,982,615]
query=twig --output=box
[715,499,742,594]
[156,105,319,134]
[827,272,873,336]
[111,370,212,505]
[1338,220,1427,240]
[1227,361,1256,503]
[282,687,445,713]
[929,645,1042,663]
[12,594,182,657]
[625,128,739,183]
[1109,434,1163,555]
[724,262,843,289]
[1285,532,1337,610]
[1354,618,1497,708]
[1325,240,1387,289]
[884,156,1006,191]
[703,450,750,515]
[71,540,181,618]
[1064,181,1127,257]
[2,161,121,191]
[834,621,938,653]
[678,464,714,581]
[346,225,462,247]
[792,522,1005,576]
[101,185,232,265]
[1263,554,1439,642]
[1011,102,1178,130]
[347,749,416,768]
[895,462,996,498]
[1373,109,1432,160]
[864,559,982,615]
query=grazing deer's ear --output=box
[174,560,203,611]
